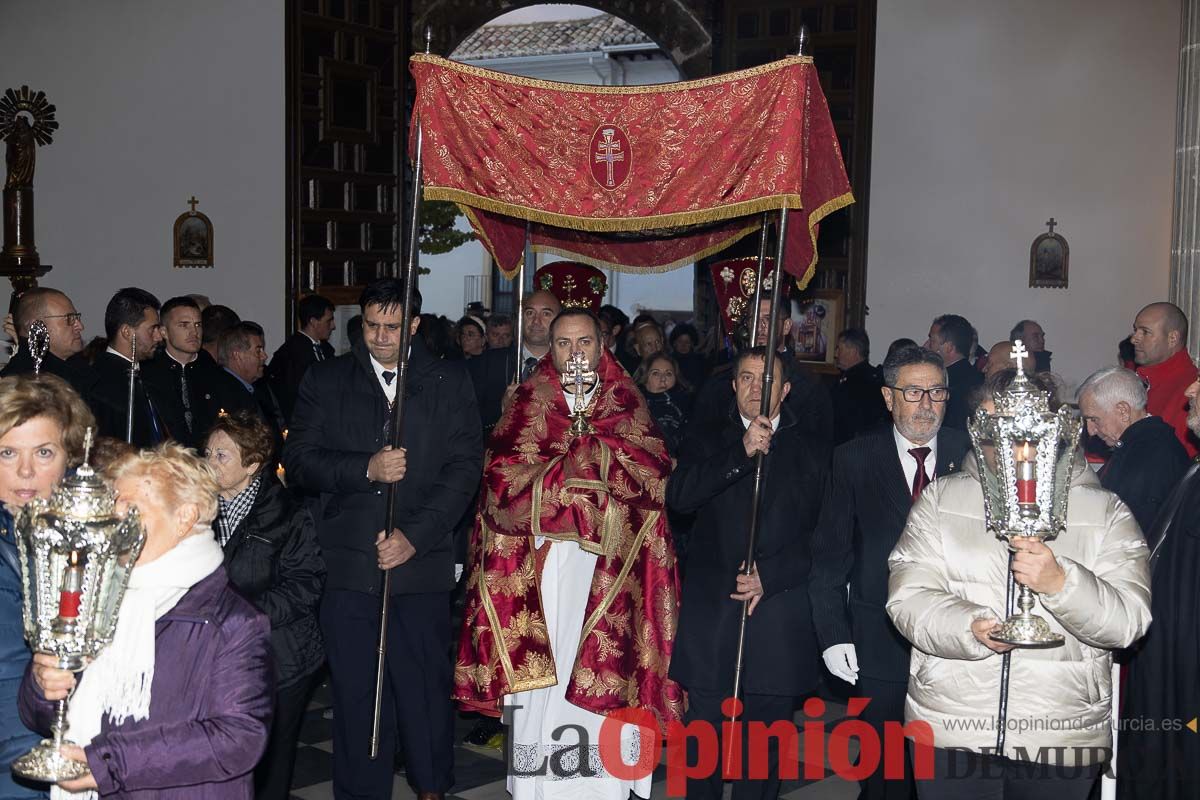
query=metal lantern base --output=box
[12,737,90,782]
[990,612,1065,648]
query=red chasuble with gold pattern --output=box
[454,349,684,728]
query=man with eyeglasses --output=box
[810,345,970,800]
[1,287,98,398]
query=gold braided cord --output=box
[410,53,813,95]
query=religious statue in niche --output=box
[173,196,214,268]
[1029,217,1068,289]
[0,85,58,286]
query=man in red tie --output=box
[809,344,971,800]
[1131,302,1198,457]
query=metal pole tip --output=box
[796,26,808,57]
[425,26,433,54]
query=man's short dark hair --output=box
[837,328,870,361]
[217,321,264,366]
[932,314,974,358]
[487,313,512,330]
[881,345,946,388]
[359,277,422,316]
[161,295,201,321]
[972,367,1063,413]
[598,305,629,335]
[297,294,335,327]
[104,287,161,340]
[201,305,241,345]
[734,346,788,381]
[14,287,68,334]
[548,308,601,341]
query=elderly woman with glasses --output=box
[205,409,324,800]
[21,443,272,798]
[0,374,95,797]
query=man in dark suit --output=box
[283,278,482,800]
[465,289,560,433]
[832,327,888,444]
[924,313,982,431]
[1,287,98,398]
[669,346,827,800]
[89,287,186,447]
[809,345,970,800]
[267,294,336,423]
[209,322,285,448]
[690,294,835,452]
[141,295,222,448]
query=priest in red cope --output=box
[454,261,683,800]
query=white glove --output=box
[822,643,859,685]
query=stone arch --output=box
[414,0,715,79]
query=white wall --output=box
[866,0,1180,387]
[0,0,286,348]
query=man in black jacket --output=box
[141,295,222,447]
[809,345,969,800]
[1077,365,1189,532]
[832,327,888,444]
[668,347,827,800]
[924,313,982,431]
[689,294,835,452]
[267,293,336,423]
[283,278,482,800]
[89,287,187,447]
[1,287,98,399]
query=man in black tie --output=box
[141,296,221,447]
[924,314,983,431]
[267,293,336,423]
[284,278,482,800]
[809,345,970,800]
[465,288,560,432]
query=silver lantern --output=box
[967,342,1082,647]
[11,429,145,782]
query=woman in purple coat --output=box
[21,443,273,799]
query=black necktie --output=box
[520,357,538,383]
[382,370,395,386]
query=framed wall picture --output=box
[1029,218,1068,289]
[791,288,844,372]
[173,197,213,268]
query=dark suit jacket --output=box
[943,358,984,431]
[89,352,187,448]
[267,332,335,423]
[282,338,483,596]
[206,368,285,453]
[809,426,971,683]
[832,360,888,445]
[1,348,100,401]
[140,349,223,447]
[465,346,519,433]
[1101,414,1190,534]
[668,404,827,696]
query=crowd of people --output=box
[0,262,1193,800]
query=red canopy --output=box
[410,54,853,287]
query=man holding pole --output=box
[667,346,826,800]
[284,277,483,800]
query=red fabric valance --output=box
[410,54,853,285]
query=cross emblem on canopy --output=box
[594,129,625,188]
[1010,339,1029,373]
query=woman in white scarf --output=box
[23,443,273,799]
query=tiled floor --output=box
[289,681,861,800]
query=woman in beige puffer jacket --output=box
[887,451,1151,769]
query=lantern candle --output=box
[1016,442,1036,505]
[57,551,83,620]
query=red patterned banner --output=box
[410,54,853,284]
